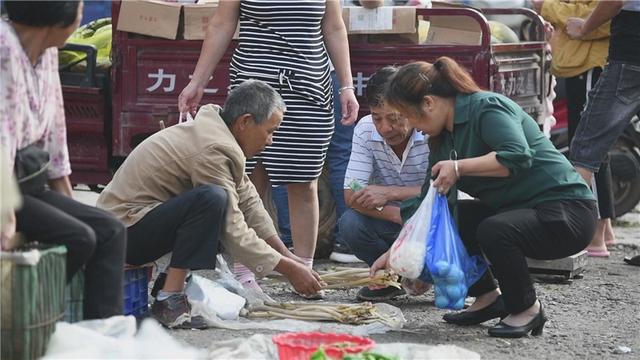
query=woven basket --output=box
[1,244,67,360]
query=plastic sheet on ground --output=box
[207,334,481,360]
[193,301,405,337]
[190,256,406,336]
[43,316,206,359]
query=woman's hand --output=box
[432,160,458,195]
[1,210,16,251]
[340,89,360,126]
[178,81,205,115]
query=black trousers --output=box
[458,199,597,314]
[16,190,126,320]
[126,184,227,270]
[566,68,616,219]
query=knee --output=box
[71,223,98,260]
[338,210,367,248]
[195,184,228,213]
[287,180,317,196]
[476,217,513,254]
[103,216,127,249]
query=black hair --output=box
[3,1,80,28]
[365,65,398,107]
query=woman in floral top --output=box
[0,0,126,320]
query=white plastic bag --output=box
[185,274,246,320]
[388,184,437,279]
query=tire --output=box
[611,139,640,217]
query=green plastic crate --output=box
[1,244,67,360]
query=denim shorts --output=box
[569,61,640,171]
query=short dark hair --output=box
[366,66,398,108]
[3,1,80,28]
[221,80,286,127]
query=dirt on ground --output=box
[165,209,640,360]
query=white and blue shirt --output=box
[344,115,430,192]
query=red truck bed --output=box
[63,2,548,185]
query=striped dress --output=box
[230,0,334,186]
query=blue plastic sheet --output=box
[424,193,488,310]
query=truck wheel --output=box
[613,174,640,218]
[612,139,640,217]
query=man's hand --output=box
[370,250,390,277]
[276,258,324,296]
[283,248,305,265]
[351,185,389,210]
[566,17,586,39]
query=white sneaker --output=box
[330,243,363,263]
[329,252,363,263]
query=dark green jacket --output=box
[401,91,593,221]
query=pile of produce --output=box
[246,302,397,327]
[318,267,401,290]
[431,260,467,309]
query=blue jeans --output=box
[338,209,402,266]
[273,71,354,247]
[570,61,640,171]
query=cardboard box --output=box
[424,15,482,45]
[342,6,416,34]
[368,19,430,45]
[182,3,239,40]
[117,0,182,40]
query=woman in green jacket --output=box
[370,57,596,338]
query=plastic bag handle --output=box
[179,112,195,124]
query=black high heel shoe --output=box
[443,295,508,326]
[488,302,547,338]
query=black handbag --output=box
[14,143,50,195]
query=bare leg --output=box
[287,180,319,259]
[575,166,594,186]
[249,162,270,199]
[604,218,616,246]
[501,300,541,327]
[575,166,609,256]
[466,289,502,312]
[586,219,609,255]
[163,267,188,292]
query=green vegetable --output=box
[309,348,398,360]
[310,348,330,360]
[348,179,364,192]
[344,352,399,360]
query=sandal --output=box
[587,249,610,258]
[623,255,640,267]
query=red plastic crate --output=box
[273,332,375,360]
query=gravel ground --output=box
[169,210,640,360]
[73,189,640,359]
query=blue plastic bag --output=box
[426,192,488,310]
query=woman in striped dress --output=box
[179,0,358,293]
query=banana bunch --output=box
[59,18,113,71]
